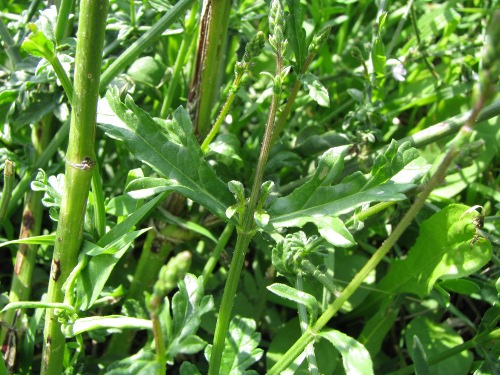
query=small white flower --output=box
[387,58,407,81]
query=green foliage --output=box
[205,317,263,375]
[99,89,234,220]
[377,204,492,299]
[1,1,499,374]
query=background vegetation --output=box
[0,0,499,374]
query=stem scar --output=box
[66,156,96,171]
[52,259,61,282]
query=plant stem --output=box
[200,72,244,152]
[159,0,200,118]
[129,0,136,29]
[99,0,195,90]
[301,259,340,298]
[267,30,496,374]
[188,0,232,138]
[209,5,285,370]
[270,52,314,147]
[49,54,74,102]
[202,223,235,285]
[296,273,319,375]
[0,115,53,349]
[41,1,109,373]
[0,160,14,222]
[150,297,166,375]
[55,0,74,42]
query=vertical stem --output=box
[160,0,200,118]
[296,273,319,375]
[41,1,109,374]
[0,160,15,222]
[202,223,235,285]
[209,5,284,369]
[0,115,53,348]
[55,0,75,42]
[188,0,232,138]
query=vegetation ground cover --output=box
[0,0,499,374]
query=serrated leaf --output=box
[269,144,426,235]
[267,283,320,321]
[205,317,263,375]
[376,204,492,299]
[165,274,214,363]
[300,73,330,107]
[286,0,307,70]
[98,89,234,220]
[320,329,374,375]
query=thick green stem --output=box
[99,0,195,90]
[41,1,109,374]
[159,0,200,118]
[188,0,232,138]
[55,0,75,42]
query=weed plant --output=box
[0,1,499,374]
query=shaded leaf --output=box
[320,329,374,375]
[98,89,234,220]
[404,317,473,375]
[105,350,158,375]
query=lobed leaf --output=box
[98,88,234,220]
[269,142,427,245]
[165,274,214,363]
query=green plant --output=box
[1,1,499,374]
